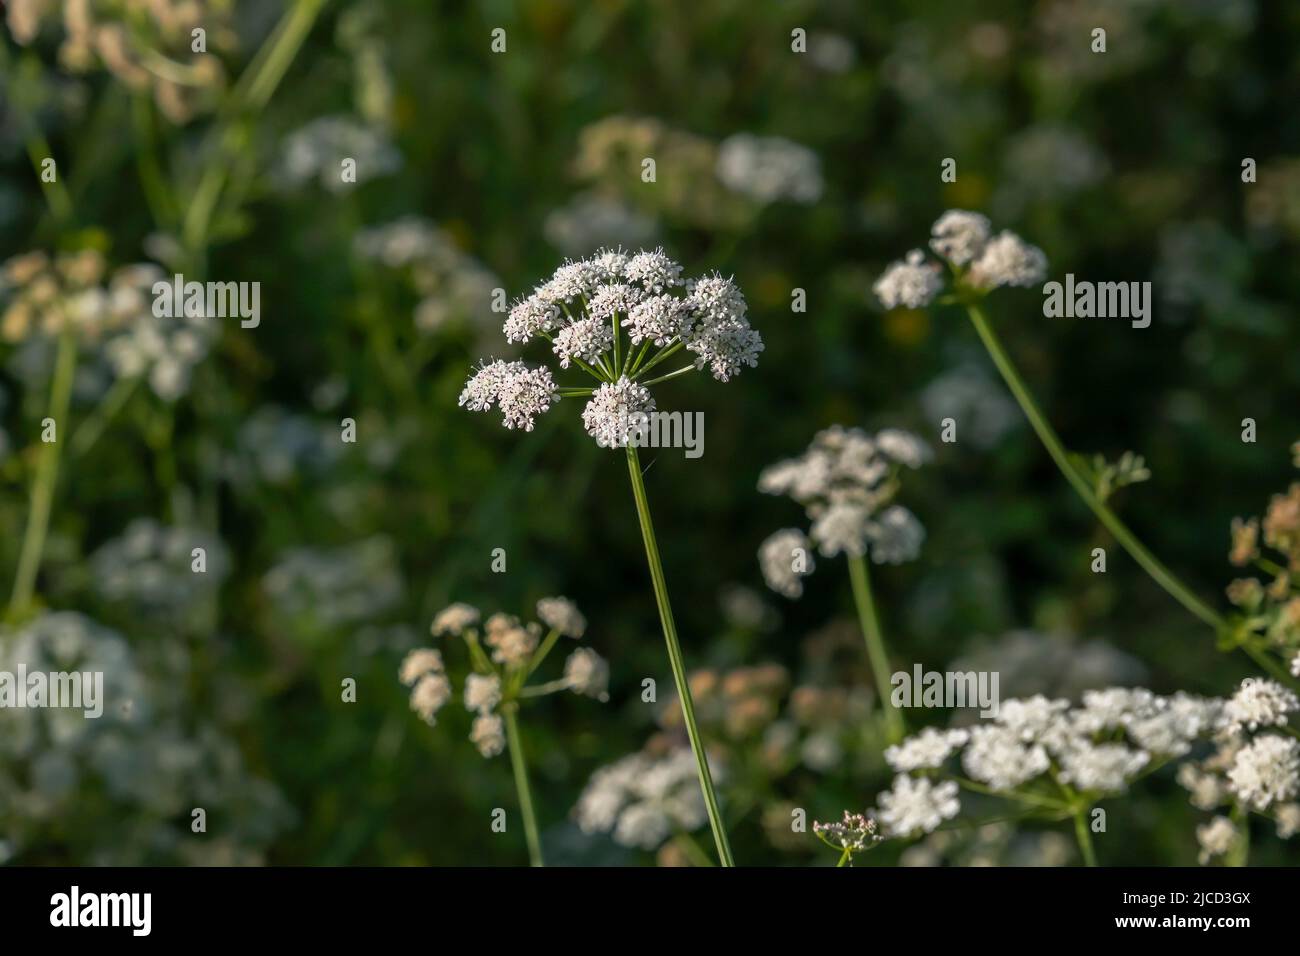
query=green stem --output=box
[1072,805,1098,867]
[69,375,138,459]
[836,847,852,867]
[966,303,1223,631]
[632,341,683,380]
[1227,802,1250,867]
[182,0,327,255]
[625,445,735,866]
[639,365,697,388]
[846,553,905,743]
[10,329,78,617]
[526,628,563,678]
[502,704,543,867]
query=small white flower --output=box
[536,596,587,637]
[686,318,764,382]
[483,613,539,667]
[624,248,683,292]
[1055,740,1149,793]
[873,250,942,309]
[504,295,561,343]
[885,728,969,772]
[1291,652,1300,679]
[552,316,614,369]
[1223,678,1299,733]
[623,294,691,346]
[1274,802,1300,839]
[715,133,823,205]
[1226,734,1300,810]
[431,602,480,636]
[876,775,961,838]
[564,648,610,700]
[410,672,452,725]
[758,528,815,598]
[586,282,643,320]
[874,428,931,469]
[929,210,992,266]
[399,648,444,686]
[497,364,559,432]
[866,505,925,565]
[962,725,1051,791]
[809,501,871,557]
[470,712,506,757]
[539,259,601,302]
[966,231,1047,290]
[1196,816,1239,865]
[582,377,656,448]
[464,673,502,713]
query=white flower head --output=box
[758,528,815,598]
[470,712,506,757]
[536,596,587,638]
[966,231,1047,290]
[929,210,992,266]
[1055,740,1149,793]
[873,250,943,309]
[582,377,656,449]
[431,602,480,636]
[565,648,610,700]
[553,316,615,369]
[459,360,558,431]
[876,775,960,838]
[715,133,823,205]
[624,248,683,292]
[504,295,561,343]
[809,501,871,558]
[624,294,691,347]
[1223,678,1299,733]
[464,673,502,714]
[885,728,969,772]
[1227,734,1300,810]
[409,672,452,725]
[399,648,444,686]
[866,505,925,565]
[1196,816,1239,865]
[962,725,1051,791]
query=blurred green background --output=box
[1,0,1298,866]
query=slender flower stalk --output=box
[460,248,763,866]
[627,445,735,866]
[502,703,543,867]
[847,553,905,743]
[966,302,1223,631]
[10,328,78,618]
[873,211,1225,637]
[1071,804,1098,867]
[757,425,929,737]
[404,598,608,866]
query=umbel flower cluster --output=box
[459,247,762,444]
[873,210,1047,309]
[399,597,607,757]
[846,679,1299,864]
[1225,439,1300,678]
[757,425,930,598]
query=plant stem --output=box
[846,553,905,743]
[625,445,735,866]
[836,848,852,867]
[966,303,1223,631]
[632,341,683,380]
[10,329,78,617]
[1072,806,1098,867]
[502,704,543,867]
[69,375,138,459]
[639,364,696,388]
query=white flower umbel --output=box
[401,595,606,866]
[1223,678,1299,733]
[758,528,815,599]
[877,686,1240,866]
[881,209,1229,643]
[461,248,761,866]
[876,775,960,838]
[872,250,942,309]
[757,424,930,742]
